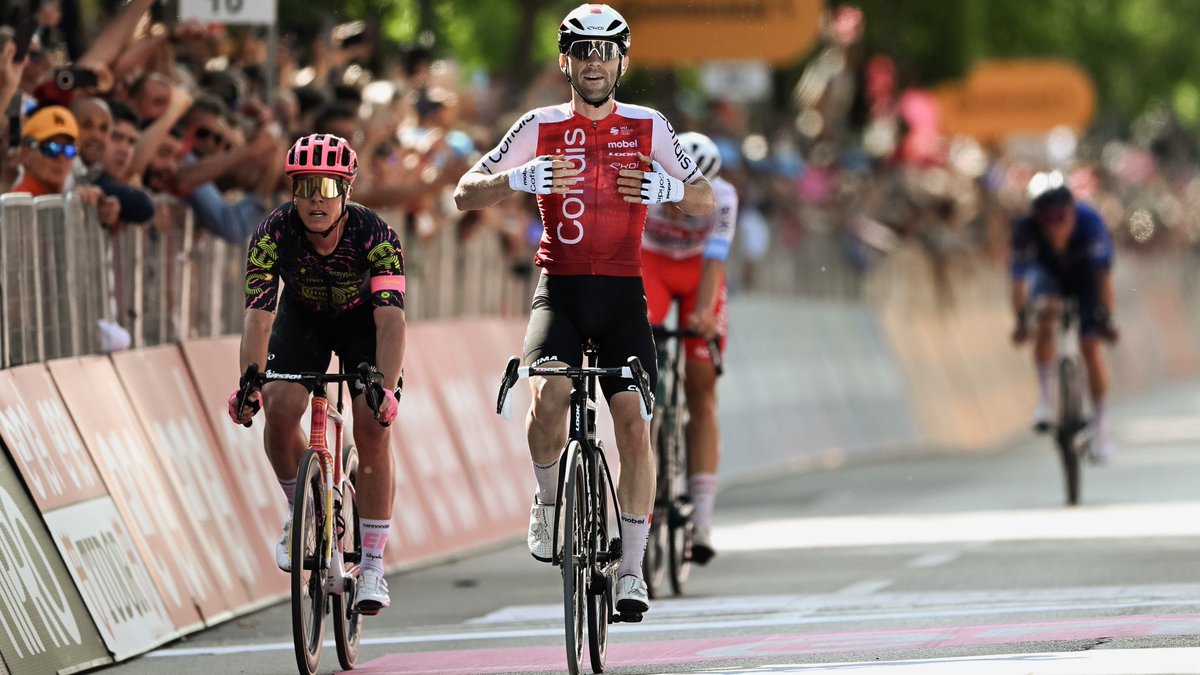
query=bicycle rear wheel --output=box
[292,449,327,675]
[561,441,587,675]
[1056,356,1084,506]
[334,444,363,671]
[643,408,670,598]
[587,444,614,673]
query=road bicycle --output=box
[643,325,722,599]
[235,360,387,675]
[1047,300,1092,506]
[496,343,654,675]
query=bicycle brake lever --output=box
[708,338,724,377]
[497,356,520,417]
[625,356,653,422]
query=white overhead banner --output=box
[179,0,277,26]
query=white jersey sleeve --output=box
[650,112,703,184]
[469,110,542,176]
[703,177,738,261]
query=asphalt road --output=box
[101,381,1200,674]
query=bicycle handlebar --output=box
[651,325,724,377]
[495,356,655,422]
[235,361,388,427]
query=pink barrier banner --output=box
[47,356,230,632]
[410,322,532,534]
[180,338,290,599]
[0,365,174,659]
[112,346,276,608]
[388,327,512,562]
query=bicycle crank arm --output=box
[612,611,643,623]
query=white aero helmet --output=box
[558,4,631,55]
[679,132,722,181]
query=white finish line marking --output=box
[714,500,1200,552]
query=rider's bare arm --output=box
[373,306,406,391]
[239,308,274,373]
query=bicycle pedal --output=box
[613,611,643,623]
[669,500,694,527]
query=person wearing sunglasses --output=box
[229,133,406,616]
[454,3,714,618]
[1011,172,1119,463]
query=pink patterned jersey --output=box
[470,101,701,276]
[244,203,405,315]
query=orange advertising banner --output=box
[47,356,230,632]
[179,337,291,599]
[112,346,276,608]
[0,365,175,658]
[611,0,823,66]
[934,59,1097,143]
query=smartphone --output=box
[12,9,36,62]
[55,67,99,91]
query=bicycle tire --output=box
[562,441,587,675]
[333,444,363,670]
[291,449,327,675]
[668,424,693,595]
[643,408,670,599]
[587,444,613,673]
[1057,356,1083,506]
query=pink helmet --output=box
[285,133,358,182]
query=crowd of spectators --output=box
[2,0,1195,329]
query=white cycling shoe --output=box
[1032,400,1052,433]
[527,498,557,563]
[615,574,649,615]
[276,518,291,572]
[356,570,390,615]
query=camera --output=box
[55,67,99,91]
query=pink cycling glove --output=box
[377,388,399,426]
[228,388,261,425]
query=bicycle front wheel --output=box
[333,444,363,670]
[1057,356,1084,506]
[587,443,614,673]
[643,407,670,598]
[292,449,327,675]
[668,432,694,596]
[561,441,587,675]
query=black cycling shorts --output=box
[266,299,377,396]
[523,274,658,402]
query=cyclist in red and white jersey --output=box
[454,3,714,615]
[228,133,405,615]
[641,131,736,565]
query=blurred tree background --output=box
[62,0,1200,132]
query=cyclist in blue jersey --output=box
[1011,172,1119,462]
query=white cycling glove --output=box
[509,156,555,195]
[637,161,685,205]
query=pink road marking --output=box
[352,614,1200,674]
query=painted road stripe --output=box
[339,619,1200,675]
[907,551,959,568]
[715,500,1200,552]
[679,647,1200,674]
[835,579,893,595]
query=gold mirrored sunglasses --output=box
[292,175,350,199]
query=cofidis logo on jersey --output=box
[557,128,587,245]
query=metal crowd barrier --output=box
[1,194,535,368]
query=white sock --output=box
[533,458,559,505]
[360,518,390,576]
[279,479,296,512]
[1036,364,1053,407]
[617,512,650,578]
[1092,397,1107,433]
[689,473,718,534]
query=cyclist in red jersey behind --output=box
[641,131,736,565]
[228,133,406,615]
[453,3,714,615]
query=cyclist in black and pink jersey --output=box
[454,2,714,615]
[227,133,405,615]
[642,131,737,565]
